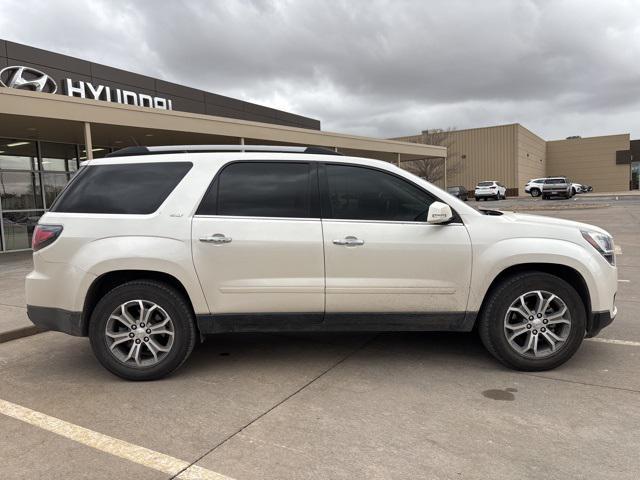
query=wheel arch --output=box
[475,263,591,329]
[81,270,197,336]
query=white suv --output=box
[524,178,545,197]
[26,146,618,380]
[474,181,507,201]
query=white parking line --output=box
[587,338,640,347]
[0,398,233,480]
[618,279,631,283]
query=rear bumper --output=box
[27,305,85,336]
[586,308,616,338]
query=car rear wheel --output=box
[478,272,586,371]
[89,280,197,381]
[530,188,541,197]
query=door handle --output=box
[333,236,365,246]
[200,233,232,244]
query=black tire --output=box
[89,280,197,381]
[475,197,480,201]
[542,194,548,200]
[530,188,540,197]
[478,272,586,371]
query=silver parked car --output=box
[542,177,572,199]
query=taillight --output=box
[32,224,63,252]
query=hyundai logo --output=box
[0,65,58,94]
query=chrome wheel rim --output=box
[503,290,571,359]
[105,300,175,367]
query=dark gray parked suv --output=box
[542,177,572,199]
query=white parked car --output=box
[26,146,617,380]
[474,180,507,201]
[524,178,546,197]
[571,183,584,195]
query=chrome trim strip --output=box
[193,215,463,226]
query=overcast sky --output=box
[2,0,640,140]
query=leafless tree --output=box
[402,128,462,184]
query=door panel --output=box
[323,220,472,313]
[192,217,324,313]
[319,163,472,314]
[192,160,324,315]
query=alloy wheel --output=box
[503,290,572,358]
[105,300,175,367]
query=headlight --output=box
[581,230,615,266]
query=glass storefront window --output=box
[42,172,71,208]
[632,161,639,190]
[0,138,92,252]
[41,142,79,172]
[2,210,43,250]
[0,171,43,210]
[0,139,38,170]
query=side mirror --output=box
[427,201,454,224]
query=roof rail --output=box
[105,145,342,158]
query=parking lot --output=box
[0,196,639,480]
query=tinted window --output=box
[478,181,494,186]
[325,164,435,221]
[545,178,564,184]
[198,162,311,218]
[51,162,192,214]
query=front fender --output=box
[69,236,209,314]
[468,238,604,312]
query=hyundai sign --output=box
[0,65,173,110]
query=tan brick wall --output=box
[546,134,630,192]
[395,125,518,191]
[516,125,546,195]
[394,126,632,195]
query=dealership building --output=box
[395,124,639,196]
[0,39,445,253]
[2,40,638,254]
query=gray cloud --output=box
[2,0,640,139]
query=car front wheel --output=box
[89,280,197,381]
[478,272,586,371]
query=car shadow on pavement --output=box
[180,331,496,379]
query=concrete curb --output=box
[0,325,46,344]
[506,203,611,211]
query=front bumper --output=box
[586,307,617,338]
[27,305,86,336]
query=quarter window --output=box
[51,162,192,214]
[197,162,312,218]
[324,164,435,221]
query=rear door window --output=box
[196,162,314,218]
[51,162,192,214]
